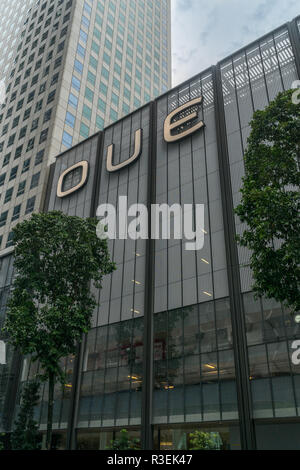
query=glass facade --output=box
[0,15,299,451]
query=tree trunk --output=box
[46,372,55,450]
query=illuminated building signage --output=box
[57,97,204,197]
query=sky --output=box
[171,0,300,86]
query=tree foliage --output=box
[235,89,300,313]
[189,431,219,450]
[2,211,115,449]
[11,381,41,450]
[107,429,140,450]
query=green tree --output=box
[2,211,115,450]
[11,381,41,450]
[235,89,300,313]
[107,429,140,450]
[0,433,6,450]
[189,431,219,450]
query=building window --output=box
[65,111,75,128]
[72,75,81,92]
[22,158,31,173]
[39,128,48,144]
[26,138,35,151]
[9,166,18,181]
[35,150,44,166]
[47,90,56,104]
[68,93,78,109]
[43,109,52,123]
[30,172,40,189]
[17,181,26,197]
[15,145,23,160]
[80,122,89,139]
[12,204,21,222]
[6,232,14,248]
[4,188,13,204]
[0,211,8,227]
[62,131,73,148]
[3,153,10,167]
[0,174,6,186]
[25,196,36,215]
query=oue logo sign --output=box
[57,97,204,198]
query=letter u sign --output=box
[106,129,143,173]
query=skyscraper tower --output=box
[0,0,172,252]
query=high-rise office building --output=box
[0,0,172,252]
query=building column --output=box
[141,102,157,450]
[212,65,256,450]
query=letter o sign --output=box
[57,161,89,198]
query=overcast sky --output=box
[171,0,300,86]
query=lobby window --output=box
[62,131,73,148]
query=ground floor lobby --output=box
[39,420,300,450]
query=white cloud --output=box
[171,0,300,86]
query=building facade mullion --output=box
[212,64,256,450]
